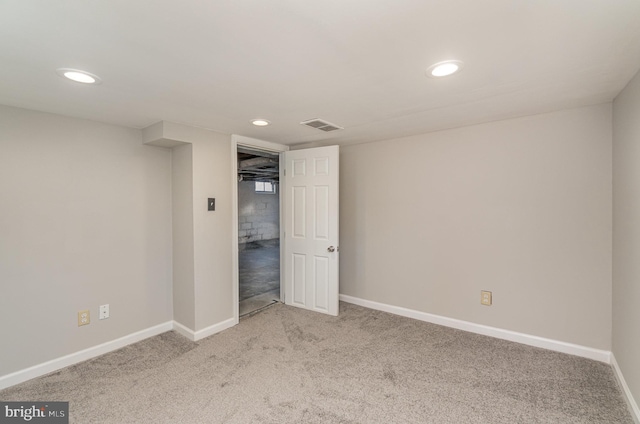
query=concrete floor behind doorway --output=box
[239,239,280,316]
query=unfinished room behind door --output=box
[237,149,281,316]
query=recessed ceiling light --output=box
[426,60,464,78]
[56,68,102,84]
[251,119,271,126]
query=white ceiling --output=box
[1,1,639,147]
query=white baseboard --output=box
[172,321,197,340]
[0,321,173,391]
[172,318,237,342]
[339,294,611,363]
[0,316,241,391]
[612,354,640,423]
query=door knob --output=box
[327,246,336,253]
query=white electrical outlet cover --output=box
[99,304,109,319]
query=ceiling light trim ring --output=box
[251,119,271,126]
[426,60,464,78]
[56,68,102,84]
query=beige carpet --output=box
[0,302,633,423]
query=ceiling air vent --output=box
[300,118,344,132]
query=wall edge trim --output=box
[193,318,236,341]
[611,353,640,423]
[0,321,173,390]
[339,294,611,363]
[172,320,197,341]
[173,318,236,342]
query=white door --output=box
[283,145,339,316]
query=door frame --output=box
[231,135,289,323]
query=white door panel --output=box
[283,146,339,316]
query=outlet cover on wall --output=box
[99,304,109,320]
[481,291,492,306]
[78,310,90,326]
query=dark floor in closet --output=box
[239,239,280,316]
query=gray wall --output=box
[171,144,195,329]
[613,69,640,409]
[238,180,280,244]
[153,121,234,332]
[190,129,233,331]
[0,105,173,376]
[339,104,612,350]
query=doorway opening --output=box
[237,147,281,316]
